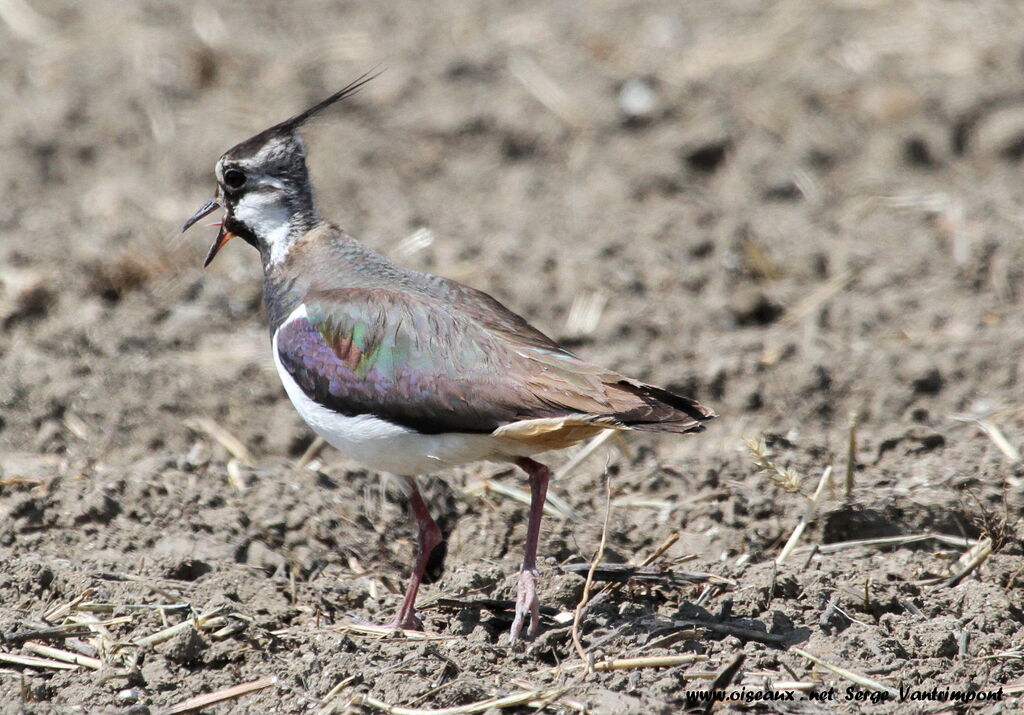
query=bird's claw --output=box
[509,567,541,641]
[386,612,424,632]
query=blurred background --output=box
[3,0,1023,468]
[1,0,1023,710]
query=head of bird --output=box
[182,72,379,268]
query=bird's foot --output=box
[509,567,541,642]
[346,611,423,632]
[385,610,424,632]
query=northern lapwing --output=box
[182,73,715,640]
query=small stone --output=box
[618,77,659,122]
[117,688,143,703]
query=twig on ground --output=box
[294,436,326,472]
[43,589,95,623]
[638,532,681,567]
[2,623,93,645]
[598,531,683,598]
[571,470,612,664]
[182,416,254,466]
[703,653,745,715]
[316,674,360,715]
[509,55,589,130]
[351,686,569,715]
[423,598,559,618]
[161,676,277,715]
[22,642,101,670]
[562,654,707,672]
[844,412,858,501]
[783,271,854,325]
[226,459,247,492]
[561,562,734,588]
[0,652,79,670]
[796,532,977,555]
[463,478,582,523]
[937,536,994,588]
[772,681,818,692]
[792,647,898,696]
[134,605,233,648]
[517,676,590,713]
[332,620,448,641]
[978,419,1020,461]
[977,646,1024,661]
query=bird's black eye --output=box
[223,168,246,189]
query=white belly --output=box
[271,311,537,474]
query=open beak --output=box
[182,198,234,267]
[202,225,235,267]
[182,198,219,232]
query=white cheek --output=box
[234,192,292,265]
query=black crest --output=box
[225,69,382,160]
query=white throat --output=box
[233,188,294,265]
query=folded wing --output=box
[276,287,715,436]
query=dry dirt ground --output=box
[2,1,1024,713]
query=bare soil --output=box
[2,1,1023,713]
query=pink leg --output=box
[388,476,442,631]
[510,457,551,641]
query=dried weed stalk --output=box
[961,489,1019,555]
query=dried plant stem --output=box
[162,676,277,715]
[784,271,854,324]
[555,430,616,481]
[334,621,446,640]
[799,532,977,554]
[562,654,707,672]
[638,531,680,567]
[351,686,566,715]
[2,623,93,644]
[777,466,833,565]
[294,435,326,471]
[598,531,680,598]
[135,606,231,648]
[772,681,818,691]
[571,470,612,664]
[974,419,1020,461]
[792,647,897,696]
[463,478,582,523]
[22,642,101,669]
[940,536,994,588]
[0,652,79,670]
[703,654,746,714]
[182,416,254,465]
[43,589,95,622]
[844,412,858,501]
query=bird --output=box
[182,73,715,641]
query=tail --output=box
[611,380,717,434]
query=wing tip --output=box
[611,382,717,433]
